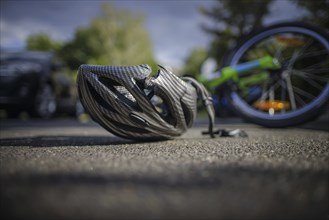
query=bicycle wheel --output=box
[223,22,329,127]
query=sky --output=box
[0,0,307,68]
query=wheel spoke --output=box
[293,92,307,107]
[284,75,297,110]
[269,86,274,102]
[274,46,285,63]
[292,70,329,82]
[295,49,328,59]
[256,81,280,104]
[292,85,316,100]
[280,77,306,108]
[285,38,314,69]
[278,79,287,113]
[298,58,329,72]
[291,70,326,92]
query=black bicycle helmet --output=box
[77,64,216,140]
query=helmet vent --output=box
[150,95,168,115]
[87,81,118,113]
[99,77,142,111]
[150,95,175,126]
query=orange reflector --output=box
[254,100,290,111]
[276,36,306,46]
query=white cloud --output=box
[142,2,212,68]
[265,0,309,24]
[0,19,26,48]
[0,1,100,49]
[0,18,71,49]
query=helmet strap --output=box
[182,77,248,138]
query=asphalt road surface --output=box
[1,116,328,220]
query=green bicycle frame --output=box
[198,55,281,89]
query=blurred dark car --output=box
[0,51,81,118]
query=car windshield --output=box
[0,51,53,66]
[0,52,53,76]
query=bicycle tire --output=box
[223,22,329,127]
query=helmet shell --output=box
[77,64,197,140]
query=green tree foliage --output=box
[26,33,62,52]
[183,48,208,78]
[59,3,157,71]
[199,0,272,66]
[292,0,329,28]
